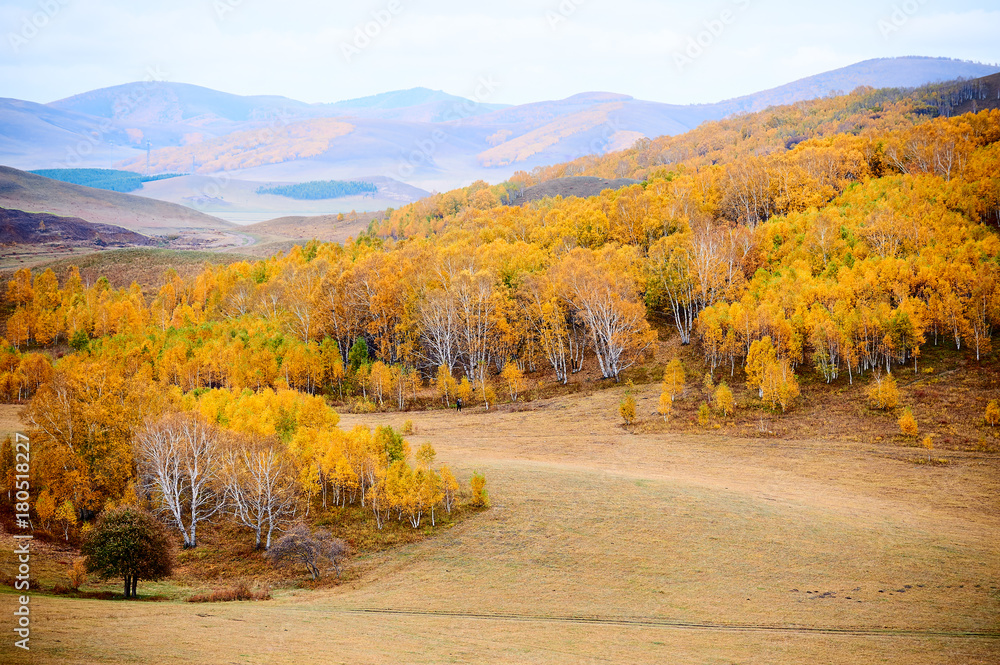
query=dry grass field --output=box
[2,380,998,664]
[0,404,22,441]
[0,249,262,299]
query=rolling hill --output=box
[508,176,641,205]
[0,166,234,234]
[1,57,996,193]
[135,174,428,225]
[0,208,156,246]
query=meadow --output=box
[3,381,997,664]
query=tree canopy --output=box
[81,507,173,598]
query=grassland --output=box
[0,249,262,295]
[2,377,998,664]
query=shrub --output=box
[867,373,899,410]
[352,398,377,414]
[619,392,637,425]
[456,377,474,405]
[898,407,918,437]
[662,359,685,402]
[187,581,271,602]
[67,559,87,590]
[698,402,711,427]
[702,371,714,397]
[69,329,89,351]
[401,419,414,435]
[267,524,348,580]
[657,391,672,422]
[715,383,735,417]
[921,434,934,461]
[986,400,1000,427]
[469,471,489,508]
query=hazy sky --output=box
[1,0,998,105]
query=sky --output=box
[1,0,998,106]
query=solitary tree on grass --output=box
[81,507,173,599]
[619,390,637,426]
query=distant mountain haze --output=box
[1,56,996,195]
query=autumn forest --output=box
[2,84,1000,600]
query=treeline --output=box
[480,82,969,192]
[3,373,483,552]
[5,112,1000,406]
[3,109,1000,551]
[257,180,378,200]
[30,169,183,193]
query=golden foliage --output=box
[986,400,1000,427]
[661,359,685,403]
[899,408,919,437]
[867,373,900,410]
[619,383,637,426]
[715,383,735,417]
[119,118,355,174]
[697,402,710,427]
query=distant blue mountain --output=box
[48,81,313,123]
[1,56,997,191]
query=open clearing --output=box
[4,382,999,663]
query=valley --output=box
[3,385,998,664]
[2,34,1000,665]
[3,57,997,192]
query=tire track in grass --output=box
[338,607,1000,639]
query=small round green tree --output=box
[81,507,173,599]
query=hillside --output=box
[0,97,120,167]
[0,208,155,246]
[516,72,1000,185]
[0,207,159,270]
[2,57,995,191]
[320,86,508,122]
[715,56,1000,114]
[6,385,1000,664]
[925,72,1000,115]
[3,78,1000,665]
[0,166,234,234]
[243,210,384,242]
[134,174,427,224]
[508,176,640,205]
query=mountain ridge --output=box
[2,57,996,193]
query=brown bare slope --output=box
[0,166,233,234]
[937,72,1000,115]
[0,207,156,246]
[243,210,386,243]
[510,176,640,205]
